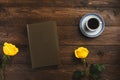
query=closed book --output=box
[27,21,60,68]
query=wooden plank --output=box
[6,45,120,65]
[2,64,120,80]
[0,26,119,45]
[54,0,120,8]
[0,7,119,26]
[73,0,120,7]
[58,26,120,46]
[0,0,119,7]
[0,26,28,45]
[60,46,120,64]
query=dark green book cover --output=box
[27,21,60,68]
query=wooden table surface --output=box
[0,0,120,80]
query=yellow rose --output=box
[3,42,19,56]
[75,47,89,59]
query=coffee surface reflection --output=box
[88,18,99,29]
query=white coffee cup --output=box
[86,18,102,32]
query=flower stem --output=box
[82,59,89,76]
[1,67,5,80]
[1,55,9,80]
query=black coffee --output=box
[88,18,99,29]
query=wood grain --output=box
[0,0,119,7]
[0,7,119,26]
[0,0,119,80]
[58,26,120,46]
[0,64,119,80]
[0,26,119,45]
[7,45,120,65]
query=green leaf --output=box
[80,71,86,77]
[72,70,85,80]
[91,73,97,79]
[90,64,105,75]
[90,74,105,80]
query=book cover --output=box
[27,21,60,68]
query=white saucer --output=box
[79,13,105,38]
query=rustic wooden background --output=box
[0,0,120,80]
